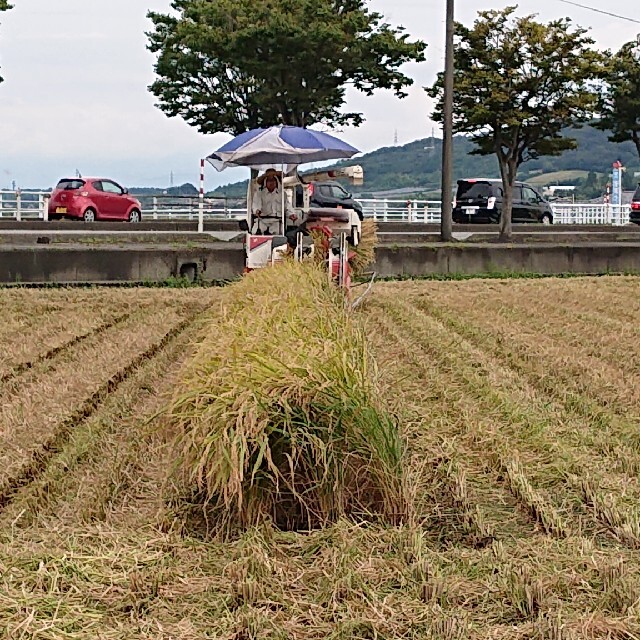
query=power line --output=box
[557,0,640,25]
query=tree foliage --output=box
[427,6,604,238]
[147,0,426,135]
[595,40,640,161]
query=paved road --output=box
[377,230,615,240]
[3,225,640,246]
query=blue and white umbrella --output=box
[207,125,359,171]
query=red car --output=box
[631,185,640,225]
[49,177,142,222]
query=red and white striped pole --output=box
[198,158,205,233]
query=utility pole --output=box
[633,33,640,61]
[440,0,454,242]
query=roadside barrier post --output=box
[15,190,21,222]
[42,194,50,221]
[198,159,205,234]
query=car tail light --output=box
[487,196,496,210]
[308,183,314,197]
[632,201,640,211]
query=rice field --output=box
[2,277,640,639]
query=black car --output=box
[630,185,640,224]
[453,179,554,224]
[295,180,364,221]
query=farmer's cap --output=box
[257,168,282,186]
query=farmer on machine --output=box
[252,168,298,235]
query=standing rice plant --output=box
[166,260,407,533]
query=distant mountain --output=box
[130,183,198,197]
[210,125,640,199]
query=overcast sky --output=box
[0,0,637,189]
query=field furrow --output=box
[0,311,132,384]
[0,288,148,374]
[408,292,640,479]
[422,283,640,413]
[371,292,640,544]
[365,305,542,542]
[0,303,210,511]
[0,312,207,531]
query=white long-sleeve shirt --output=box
[252,187,296,234]
[254,186,294,217]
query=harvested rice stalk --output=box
[166,260,406,533]
[350,218,378,277]
[308,218,377,277]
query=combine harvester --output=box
[207,126,367,290]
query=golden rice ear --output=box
[164,260,407,536]
[349,218,378,277]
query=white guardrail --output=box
[0,191,633,225]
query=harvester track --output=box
[0,312,132,385]
[0,306,208,513]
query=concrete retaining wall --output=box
[374,243,640,277]
[0,244,245,284]
[1,242,640,284]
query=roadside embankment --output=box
[2,240,640,284]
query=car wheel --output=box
[83,208,96,223]
[128,209,141,223]
[541,214,552,225]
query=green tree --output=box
[622,166,639,191]
[147,0,426,135]
[582,170,602,200]
[595,40,640,161]
[427,6,604,239]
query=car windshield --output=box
[332,185,350,199]
[56,179,85,191]
[457,182,492,199]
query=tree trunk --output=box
[498,158,516,241]
[632,130,640,163]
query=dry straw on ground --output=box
[166,260,406,533]
[5,282,640,637]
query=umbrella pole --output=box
[281,163,285,235]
